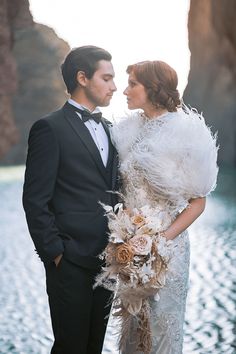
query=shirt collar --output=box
[68,98,101,114]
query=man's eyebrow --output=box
[102,73,115,78]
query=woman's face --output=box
[123,72,149,110]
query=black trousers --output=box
[45,257,112,354]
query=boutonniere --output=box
[106,121,113,128]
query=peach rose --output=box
[116,243,134,264]
[131,214,145,227]
[129,235,152,255]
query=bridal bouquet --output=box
[96,202,173,354]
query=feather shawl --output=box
[111,106,219,213]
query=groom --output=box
[23,46,118,353]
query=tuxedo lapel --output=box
[101,118,113,168]
[101,118,110,137]
[101,118,119,190]
[111,149,119,190]
[63,103,108,182]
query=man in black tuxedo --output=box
[23,46,118,354]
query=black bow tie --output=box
[73,106,102,124]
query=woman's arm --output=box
[164,197,206,240]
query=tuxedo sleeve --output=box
[23,119,64,264]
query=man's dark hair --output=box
[61,45,112,94]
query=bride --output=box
[105,60,218,354]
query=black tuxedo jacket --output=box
[23,102,119,269]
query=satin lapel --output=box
[101,118,111,137]
[101,118,119,190]
[111,148,119,190]
[101,118,113,167]
[63,103,107,181]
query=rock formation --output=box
[0,0,69,165]
[0,0,33,160]
[2,0,236,166]
[184,0,236,166]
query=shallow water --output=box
[0,166,235,353]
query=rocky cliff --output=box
[0,0,69,165]
[184,0,236,166]
[0,0,33,160]
[2,0,236,166]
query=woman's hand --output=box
[164,197,206,240]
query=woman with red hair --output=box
[107,60,218,353]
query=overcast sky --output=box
[29,0,190,116]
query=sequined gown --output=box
[121,231,190,354]
[110,108,218,354]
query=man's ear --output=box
[76,71,87,87]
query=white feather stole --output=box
[110,106,219,214]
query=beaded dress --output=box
[110,107,218,354]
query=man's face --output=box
[84,60,117,107]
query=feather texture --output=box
[110,106,219,214]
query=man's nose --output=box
[111,81,117,92]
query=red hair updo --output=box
[127,61,181,112]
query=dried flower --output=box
[116,243,134,264]
[95,202,173,354]
[129,235,152,255]
[131,214,145,227]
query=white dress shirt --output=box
[68,99,109,167]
